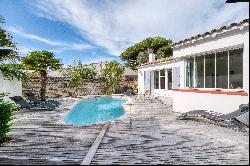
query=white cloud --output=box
[17,46,38,55]
[27,0,249,56]
[7,26,94,51]
[7,26,64,46]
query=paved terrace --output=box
[0,97,249,165]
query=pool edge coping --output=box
[80,122,110,165]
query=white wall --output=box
[173,26,249,93]
[138,59,181,96]
[242,29,249,94]
[171,25,249,114]
[0,71,22,101]
[137,23,249,114]
[173,91,249,114]
[138,69,144,95]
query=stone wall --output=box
[22,77,136,99]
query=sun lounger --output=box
[24,92,60,107]
[11,96,56,110]
[177,103,249,130]
[9,96,32,109]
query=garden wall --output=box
[22,77,136,99]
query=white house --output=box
[0,71,22,101]
[138,19,249,114]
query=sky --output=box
[0,0,249,66]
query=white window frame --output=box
[184,47,244,91]
[159,69,166,90]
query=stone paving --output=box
[91,97,249,165]
[0,97,249,165]
[0,98,102,165]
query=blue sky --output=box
[0,0,249,66]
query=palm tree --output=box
[21,51,62,101]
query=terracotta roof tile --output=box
[138,55,176,68]
[172,19,249,47]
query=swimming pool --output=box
[64,96,126,125]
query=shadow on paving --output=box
[0,99,103,165]
[91,98,249,165]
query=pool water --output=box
[64,97,126,125]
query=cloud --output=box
[7,26,64,46]
[7,26,94,51]
[17,46,38,55]
[27,0,249,56]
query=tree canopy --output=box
[21,50,63,100]
[0,16,19,62]
[101,61,125,94]
[0,16,28,81]
[21,51,62,72]
[120,36,173,69]
[0,64,29,81]
[61,64,96,87]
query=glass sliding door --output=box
[186,57,194,88]
[160,69,165,89]
[185,47,243,90]
[154,70,159,89]
[167,69,172,90]
[195,56,204,88]
[229,48,243,89]
[216,51,228,89]
[205,54,215,88]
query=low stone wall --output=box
[22,77,136,99]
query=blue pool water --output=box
[64,97,126,125]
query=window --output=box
[229,48,243,89]
[186,57,194,88]
[216,51,228,89]
[167,69,172,90]
[154,70,159,89]
[160,69,165,89]
[185,48,243,90]
[195,56,204,88]
[205,54,215,88]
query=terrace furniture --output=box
[177,103,249,130]
[9,97,32,110]
[24,92,60,107]
[10,96,56,110]
[124,89,132,96]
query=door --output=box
[167,69,173,90]
[173,67,180,89]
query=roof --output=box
[138,56,177,68]
[172,19,249,48]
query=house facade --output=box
[138,19,249,114]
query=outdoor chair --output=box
[124,89,132,96]
[177,104,249,130]
[25,92,60,107]
[11,96,56,110]
[9,96,32,109]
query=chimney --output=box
[149,53,155,63]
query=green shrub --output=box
[0,93,16,141]
[131,84,138,95]
[102,88,113,95]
